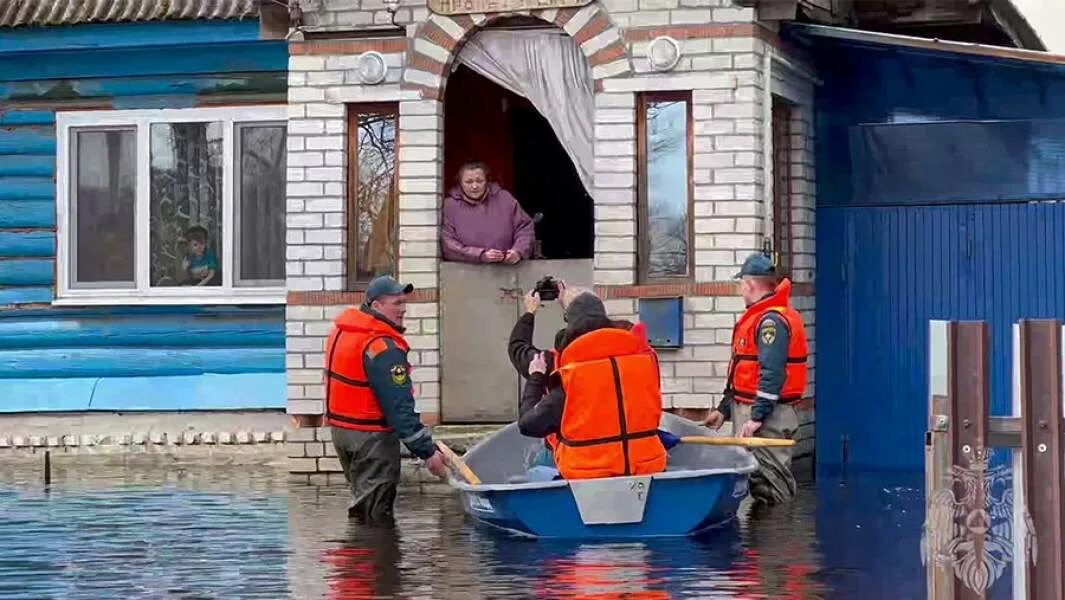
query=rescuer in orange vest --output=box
[518,289,667,480]
[704,252,808,504]
[323,275,448,524]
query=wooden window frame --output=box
[771,96,795,278]
[346,103,400,291]
[636,90,695,284]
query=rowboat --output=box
[445,412,759,539]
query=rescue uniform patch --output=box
[390,363,408,385]
[759,319,777,346]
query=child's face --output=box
[189,239,205,258]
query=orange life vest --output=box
[551,327,667,480]
[728,278,808,405]
[322,307,409,432]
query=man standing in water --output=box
[704,253,808,504]
[322,275,449,524]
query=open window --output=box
[55,106,287,305]
[637,91,694,283]
[443,64,593,261]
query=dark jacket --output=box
[355,306,436,460]
[517,293,614,438]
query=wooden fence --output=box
[925,319,1064,599]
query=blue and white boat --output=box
[447,413,758,539]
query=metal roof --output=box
[0,0,259,28]
[787,23,1065,68]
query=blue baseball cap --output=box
[364,275,414,303]
[734,252,776,279]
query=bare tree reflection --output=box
[646,100,689,278]
[354,112,397,280]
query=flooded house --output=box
[1,0,1062,480]
[280,0,1063,479]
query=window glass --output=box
[642,97,690,279]
[236,124,286,286]
[73,129,136,287]
[149,122,224,287]
[349,108,398,284]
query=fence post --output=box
[952,322,990,600]
[927,320,955,599]
[925,320,991,600]
[1019,319,1065,600]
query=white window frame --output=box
[55,106,288,306]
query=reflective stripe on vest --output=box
[553,328,667,480]
[323,310,410,432]
[727,279,809,405]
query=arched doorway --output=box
[437,19,599,423]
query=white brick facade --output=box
[283,0,820,466]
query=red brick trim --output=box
[407,52,447,78]
[596,281,814,298]
[287,288,440,305]
[451,14,477,31]
[419,21,462,53]
[289,38,407,55]
[588,41,627,67]
[407,8,630,101]
[573,12,611,46]
[551,7,580,28]
[287,283,812,305]
[623,23,761,43]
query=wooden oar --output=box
[435,440,482,485]
[679,436,795,448]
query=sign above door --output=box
[428,0,592,16]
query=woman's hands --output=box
[480,249,522,264]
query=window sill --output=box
[52,289,286,307]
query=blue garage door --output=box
[816,200,1065,471]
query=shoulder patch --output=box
[389,363,409,386]
[759,318,778,346]
[366,338,390,359]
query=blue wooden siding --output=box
[0,306,286,412]
[799,29,1065,472]
[0,19,288,412]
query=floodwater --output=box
[0,464,944,599]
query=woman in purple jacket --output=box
[440,162,536,264]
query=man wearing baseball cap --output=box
[322,275,448,524]
[703,252,809,504]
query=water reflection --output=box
[0,466,928,600]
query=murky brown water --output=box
[0,464,932,599]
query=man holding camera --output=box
[703,253,808,505]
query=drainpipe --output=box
[762,45,774,259]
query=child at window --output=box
[182,225,218,286]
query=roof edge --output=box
[785,22,1065,68]
[0,0,260,29]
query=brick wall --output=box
[284,0,821,468]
